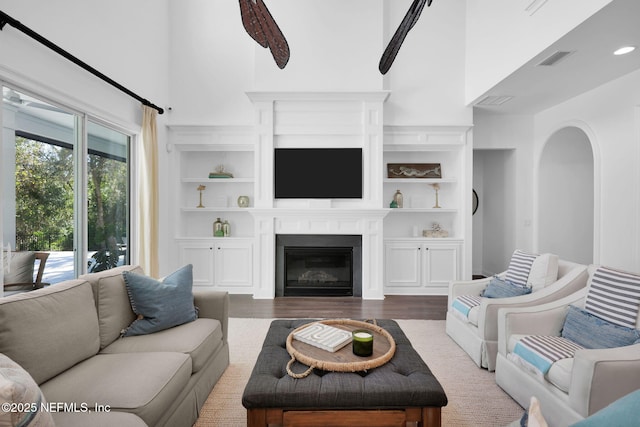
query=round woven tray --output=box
[285,319,396,378]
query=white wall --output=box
[0,0,169,128]
[535,68,640,272]
[167,0,471,127]
[465,0,612,105]
[538,127,594,264]
[473,112,534,263]
[473,149,517,276]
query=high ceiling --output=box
[473,0,640,115]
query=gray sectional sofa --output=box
[0,265,229,427]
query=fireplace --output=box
[276,235,362,297]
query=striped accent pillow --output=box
[585,266,640,328]
[505,250,537,287]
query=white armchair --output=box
[446,257,589,371]
[496,265,640,427]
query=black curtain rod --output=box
[0,10,164,114]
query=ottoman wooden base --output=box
[247,407,441,427]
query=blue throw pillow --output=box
[121,264,198,337]
[570,389,640,427]
[481,276,532,298]
[561,305,640,349]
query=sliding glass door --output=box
[2,86,131,285]
[87,121,130,273]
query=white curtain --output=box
[137,105,159,277]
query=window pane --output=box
[86,121,130,273]
[3,88,77,284]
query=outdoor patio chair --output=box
[3,251,49,293]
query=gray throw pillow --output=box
[121,264,198,337]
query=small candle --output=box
[352,330,373,357]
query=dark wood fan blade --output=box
[239,0,268,47]
[253,0,290,69]
[379,0,427,74]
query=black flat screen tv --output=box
[274,148,363,199]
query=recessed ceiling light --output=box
[614,46,636,56]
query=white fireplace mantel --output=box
[247,91,390,299]
[250,209,389,300]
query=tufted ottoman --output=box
[242,319,448,427]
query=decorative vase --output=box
[222,220,231,237]
[237,195,250,208]
[393,190,403,208]
[213,218,223,237]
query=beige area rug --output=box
[194,318,524,426]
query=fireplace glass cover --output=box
[284,247,353,296]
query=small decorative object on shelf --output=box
[430,183,441,208]
[237,195,250,208]
[393,189,403,208]
[423,222,449,238]
[390,200,398,208]
[196,185,206,208]
[352,330,374,357]
[222,220,231,237]
[209,164,234,179]
[213,218,224,237]
[387,163,442,179]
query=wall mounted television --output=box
[274,148,363,199]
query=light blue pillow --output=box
[561,305,640,349]
[481,276,532,299]
[570,389,640,426]
[121,264,198,337]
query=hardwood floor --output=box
[229,295,448,320]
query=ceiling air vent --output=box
[537,50,575,66]
[476,95,514,106]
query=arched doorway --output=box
[538,127,594,264]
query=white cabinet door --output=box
[179,241,214,287]
[384,241,422,288]
[384,239,460,294]
[424,244,459,293]
[213,240,253,289]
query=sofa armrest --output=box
[193,290,229,343]
[570,344,640,417]
[448,273,504,309]
[497,289,587,356]
[480,266,589,342]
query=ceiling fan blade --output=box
[239,0,268,48]
[252,0,290,69]
[379,0,427,74]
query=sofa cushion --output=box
[547,357,573,393]
[528,253,559,291]
[585,266,640,329]
[101,318,223,373]
[0,353,55,427]
[122,264,198,337]
[79,265,144,349]
[0,280,100,384]
[40,352,191,427]
[2,251,35,284]
[52,411,148,427]
[562,305,640,349]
